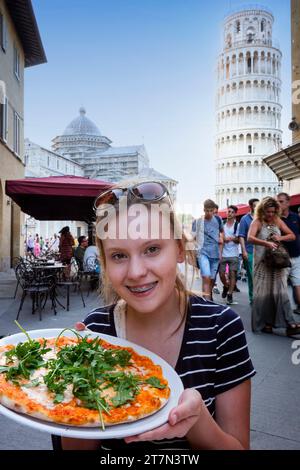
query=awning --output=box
[5,176,112,222]
[218,204,250,219]
[263,141,300,181]
[218,194,300,219]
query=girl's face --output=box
[101,210,184,315]
[264,206,277,223]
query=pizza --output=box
[0,332,170,428]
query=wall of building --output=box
[23,139,86,241]
[291,0,300,144]
[0,0,25,271]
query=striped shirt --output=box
[82,294,255,450]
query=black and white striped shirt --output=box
[82,294,256,450]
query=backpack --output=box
[233,220,239,236]
[214,214,223,231]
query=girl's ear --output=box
[177,240,185,263]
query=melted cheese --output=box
[0,351,6,366]
[21,384,56,409]
[43,349,57,361]
[21,366,74,408]
[100,386,116,403]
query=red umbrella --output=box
[5,175,113,222]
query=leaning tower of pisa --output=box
[215,6,282,208]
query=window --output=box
[247,57,251,73]
[248,145,252,154]
[236,20,241,33]
[0,96,8,142]
[13,112,21,155]
[14,45,20,80]
[0,12,8,52]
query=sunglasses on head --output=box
[94,181,171,211]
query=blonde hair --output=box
[95,179,197,324]
[255,196,280,222]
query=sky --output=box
[25,0,292,216]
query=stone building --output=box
[24,109,177,239]
[24,139,85,239]
[215,6,282,208]
[52,107,149,182]
[0,0,46,271]
[264,0,300,195]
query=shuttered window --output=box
[0,12,8,52]
[0,97,8,142]
[13,111,21,155]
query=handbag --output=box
[264,242,291,269]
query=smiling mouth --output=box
[127,282,158,293]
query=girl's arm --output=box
[61,437,100,450]
[187,381,250,449]
[125,381,251,450]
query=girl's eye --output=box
[145,246,160,255]
[111,253,127,261]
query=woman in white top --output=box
[83,243,99,272]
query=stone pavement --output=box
[0,271,299,450]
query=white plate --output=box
[0,328,183,439]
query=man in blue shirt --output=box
[277,192,300,314]
[238,198,259,304]
[195,199,224,300]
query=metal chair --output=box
[13,257,32,299]
[56,259,86,311]
[16,264,57,321]
[82,256,100,296]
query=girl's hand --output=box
[270,234,281,242]
[267,241,278,250]
[75,322,86,331]
[124,388,203,443]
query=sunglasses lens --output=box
[95,182,168,211]
[95,188,124,207]
[131,182,165,201]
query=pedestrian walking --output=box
[219,205,240,305]
[248,197,300,336]
[59,226,75,278]
[26,234,34,254]
[194,199,224,300]
[238,198,259,304]
[277,192,300,315]
[33,235,41,257]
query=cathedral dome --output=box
[63,107,101,136]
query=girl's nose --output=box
[127,257,147,280]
